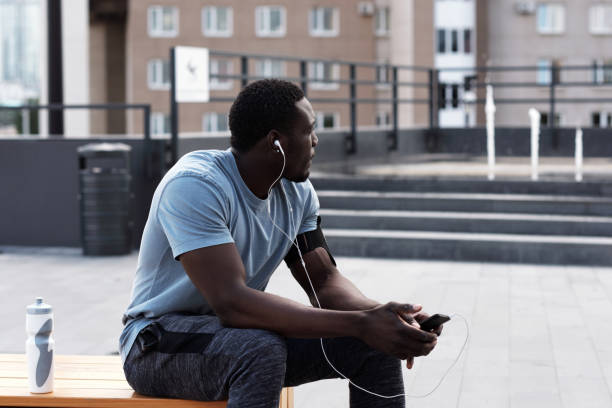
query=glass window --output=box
[439,82,447,109]
[592,112,601,127]
[375,7,390,36]
[437,29,446,53]
[209,58,234,90]
[203,113,229,132]
[540,112,562,126]
[202,6,232,37]
[536,4,565,34]
[255,6,286,37]
[463,29,472,54]
[151,113,170,135]
[376,64,390,85]
[255,59,285,78]
[148,6,178,37]
[316,112,338,129]
[604,60,612,83]
[592,60,612,84]
[451,30,458,52]
[308,61,339,90]
[376,111,391,127]
[147,59,170,90]
[451,84,459,108]
[537,59,552,84]
[309,7,338,36]
[589,5,612,34]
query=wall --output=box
[0,138,165,248]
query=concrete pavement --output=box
[2,245,612,407]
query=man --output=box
[120,79,442,408]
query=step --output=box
[310,175,612,196]
[319,209,612,237]
[324,229,612,266]
[318,191,612,216]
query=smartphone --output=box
[419,313,450,332]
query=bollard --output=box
[485,85,496,180]
[528,108,541,181]
[575,127,583,182]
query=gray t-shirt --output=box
[119,149,319,362]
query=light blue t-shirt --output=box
[119,149,319,362]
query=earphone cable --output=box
[266,144,469,399]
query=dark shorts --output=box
[123,313,405,408]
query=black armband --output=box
[283,216,336,267]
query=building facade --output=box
[90,0,438,136]
[485,0,612,128]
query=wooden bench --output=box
[0,354,293,408]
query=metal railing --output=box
[0,103,156,176]
[193,50,433,161]
[199,51,612,159]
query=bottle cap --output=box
[26,297,52,315]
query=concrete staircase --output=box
[310,176,612,265]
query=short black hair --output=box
[229,79,305,153]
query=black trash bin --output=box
[77,143,132,255]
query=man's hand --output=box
[360,302,437,370]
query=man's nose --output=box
[312,132,318,147]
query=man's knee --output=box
[231,328,288,372]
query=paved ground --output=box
[2,245,612,407]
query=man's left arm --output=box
[288,246,379,311]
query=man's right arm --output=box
[179,243,437,361]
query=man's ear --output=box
[267,130,283,153]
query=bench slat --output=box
[0,355,292,408]
[0,387,228,408]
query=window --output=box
[593,60,612,84]
[255,59,285,78]
[437,29,446,53]
[590,5,612,34]
[151,113,170,135]
[451,30,458,53]
[209,59,233,90]
[376,64,390,86]
[309,7,339,37]
[202,6,232,37]
[308,61,339,90]
[255,6,286,37]
[148,6,178,37]
[592,112,612,128]
[203,113,229,132]
[375,7,390,36]
[439,82,447,109]
[147,59,170,90]
[451,84,459,108]
[316,112,338,129]
[537,59,561,84]
[539,112,562,126]
[463,29,472,54]
[376,111,391,127]
[536,4,565,34]
[537,59,551,84]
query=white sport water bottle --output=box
[26,297,54,393]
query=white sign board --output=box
[174,46,210,103]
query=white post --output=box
[485,85,496,180]
[528,108,541,181]
[575,127,583,182]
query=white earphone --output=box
[273,139,283,154]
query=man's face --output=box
[283,97,318,182]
